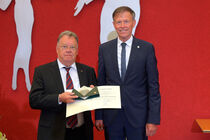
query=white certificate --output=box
[66,86,121,117]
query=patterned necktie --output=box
[121,42,126,81]
[65,67,78,128]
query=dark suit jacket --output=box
[95,37,161,128]
[29,60,97,140]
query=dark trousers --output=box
[65,124,87,140]
[105,109,148,140]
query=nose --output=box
[120,21,128,28]
[65,48,73,53]
[120,22,125,27]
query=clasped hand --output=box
[59,85,95,103]
[59,92,78,103]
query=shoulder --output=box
[133,37,155,52]
[133,37,153,47]
[34,60,57,71]
[100,38,117,49]
[76,62,95,71]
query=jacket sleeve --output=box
[146,45,161,124]
[29,67,65,111]
[95,45,105,120]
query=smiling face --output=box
[113,11,136,42]
[56,35,78,67]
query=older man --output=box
[30,30,97,140]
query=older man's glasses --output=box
[60,46,77,50]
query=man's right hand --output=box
[95,120,104,131]
[59,92,78,103]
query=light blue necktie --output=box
[121,42,126,81]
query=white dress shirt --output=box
[117,36,133,77]
[57,59,84,128]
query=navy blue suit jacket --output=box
[95,37,161,128]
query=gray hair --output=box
[112,6,136,20]
[57,30,79,44]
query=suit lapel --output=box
[50,60,65,92]
[76,63,85,87]
[124,37,141,80]
[111,39,121,80]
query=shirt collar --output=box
[57,59,77,70]
[117,35,133,47]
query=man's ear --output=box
[132,20,136,28]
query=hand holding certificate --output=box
[66,86,121,117]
